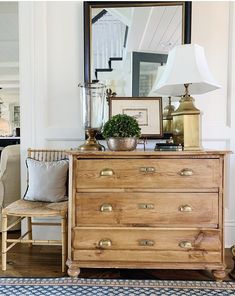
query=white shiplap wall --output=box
[19,1,235,246]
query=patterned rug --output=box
[0,278,235,295]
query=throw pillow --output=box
[24,158,69,202]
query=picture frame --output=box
[109,97,163,138]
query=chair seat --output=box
[2,199,68,217]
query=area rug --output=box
[0,278,235,295]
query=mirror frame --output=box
[84,1,192,83]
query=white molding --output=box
[19,2,36,238]
[225,224,235,248]
[19,1,48,149]
[226,1,234,127]
[225,220,235,227]
[18,1,48,198]
[45,127,84,141]
[0,83,19,89]
[32,2,48,147]
[0,62,19,68]
[19,2,36,149]
[225,2,235,248]
[0,75,19,81]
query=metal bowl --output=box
[106,137,138,151]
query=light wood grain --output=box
[66,150,230,157]
[73,250,222,263]
[75,261,226,270]
[67,150,228,281]
[75,158,220,189]
[75,192,218,227]
[72,228,221,251]
[76,188,219,193]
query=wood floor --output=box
[0,231,234,280]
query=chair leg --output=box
[61,216,67,273]
[27,217,32,247]
[2,214,8,271]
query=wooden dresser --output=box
[66,150,228,281]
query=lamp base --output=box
[173,95,200,116]
[172,94,201,151]
[78,128,105,151]
[78,141,104,151]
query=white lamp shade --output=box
[154,44,221,96]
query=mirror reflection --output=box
[0,2,20,139]
[0,89,20,137]
[90,4,184,96]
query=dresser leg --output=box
[66,259,80,278]
[212,269,227,282]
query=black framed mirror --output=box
[84,1,191,96]
[83,1,191,140]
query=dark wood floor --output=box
[0,231,234,280]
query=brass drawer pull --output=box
[179,204,193,212]
[100,168,114,176]
[179,168,194,176]
[139,167,156,173]
[179,241,193,249]
[138,203,154,210]
[99,239,112,248]
[100,204,113,212]
[139,239,155,246]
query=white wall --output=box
[192,1,235,247]
[19,1,235,245]
[19,1,85,240]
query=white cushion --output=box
[24,158,69,202]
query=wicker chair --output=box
[1,149,68,272]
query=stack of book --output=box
[154,143,183,151]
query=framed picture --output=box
[109,97,163,138]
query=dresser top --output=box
[66,149,230,158]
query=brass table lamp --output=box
[154,44,221,150]
[78,82,106,151]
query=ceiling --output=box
[105,5,183,54]
[126,5,182,53]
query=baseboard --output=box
[225,220,235,247]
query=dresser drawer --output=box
[75,192,218,227]
[73,228,221,251]
[73,250,221,264]
[72,228,221,263]
[75,158,220,189]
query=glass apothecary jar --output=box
[78,82,106,151]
